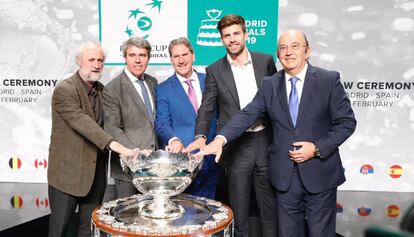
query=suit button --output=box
[151,144,155,148]
[92,160,96,164]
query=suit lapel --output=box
[171,74,197,118]
[73,73,95,119]
[220,57,240,109]
[276,72,295,128]
[120,72,153,123]
[296,65,315,127]
[251,52,264,88]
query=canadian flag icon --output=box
[34,159,48,169]
[35,197,49,208]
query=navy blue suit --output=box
[155,72,219,199]
[219,64,357,237]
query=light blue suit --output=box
[155,71,219,199]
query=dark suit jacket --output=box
[48,72,113,196]
[219,64,357,193]
[195,51,277,164]
[103,70,158,181]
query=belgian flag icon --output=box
[8,155,22,170]
[10,195,23,209]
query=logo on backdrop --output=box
[8,155,22,170]
[34,158,47,169]
[188,0,278,65]
[389,165,403,179]
[360,164,374,175]
[99,0,187,64]
[10,195,23,209]
[196,9,223,47]
[386,205,400,218]
[124,0,164,39]
[357,206,372,217]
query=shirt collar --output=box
[176,70,198,83]
[285,63,308,82]
[124,67,144,82]
[227,50,252,67]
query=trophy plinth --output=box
[92,194,234,236]
[121,150,201,219]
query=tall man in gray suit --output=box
[48,41,138,237]
[185,14,278,237]
[103,36,158,198]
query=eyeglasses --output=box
[278,43,308,53]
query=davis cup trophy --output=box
[91,150,234,236]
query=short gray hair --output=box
[75,41,105,62]
[121,36,151,58]
[168,37,194,56]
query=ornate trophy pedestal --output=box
[92,194,234,236]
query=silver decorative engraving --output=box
[120,150,202,219]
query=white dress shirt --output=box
[124,67,155,111]
[227,51,264,132]
[285,63,308,104]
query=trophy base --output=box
[92,194,233,236]
[139,198,184,219]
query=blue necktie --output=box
[136,79,153,119]
[289,77,299,127]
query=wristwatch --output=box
[314,145,324,159]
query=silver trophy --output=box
[120,150,203,219]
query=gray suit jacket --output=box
[48,72,113,196]
[103,70,158,181]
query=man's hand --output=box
[288,141,316,163]
[119,147,139,161]
[166,139,184,153]
[195,137,225,163]
[183,137,207,153]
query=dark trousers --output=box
[184,155,220,199]
[277,166,337,237]
[226,129,278,237]
[114,179,138,199]
[48,157,106,237]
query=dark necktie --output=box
[136,79,153,119]
[89,85,103,127]
[183,79,198,113]
[289,76,299,127]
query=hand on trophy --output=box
[165,139,184,153]
[137,148,153,157]
[195,137,225,163]
[183,136,206,154]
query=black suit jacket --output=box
[195,51,277,164]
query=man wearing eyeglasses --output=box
[196,30,357,237]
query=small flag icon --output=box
[389,165,403,178]
[357,207,371,217]
[360,164,374,175]
[34,159,48,169]
[386,205,400,218]
[35,197,49,208]
[336,203,343,213]
[10,195,23,209]
[8,155,22,170]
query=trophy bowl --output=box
[120,150,203,219]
